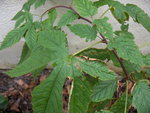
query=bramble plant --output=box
[0,0,150,113]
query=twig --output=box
[100,7,112,18]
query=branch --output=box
[40,5,92,24]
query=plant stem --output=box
[124,80,129,113]
[100,7,112,18]
[139,42,150,48]
[40,5,92,24]
[72,41,102,57]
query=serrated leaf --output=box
[132,80,150,113]
[87,100,109,113]
[74,0,97,17]
[0,24,29,50]
[58,10,79,27]
[32,64,69,113]
[143,55,150,75]
[25,24,37,49]
[93,17,113,39]
[108,32,143,66]
[126,4,150,32]
[110,93,131,113]
[92,80,117,102]
[18,43,31,64]
[38,29,68,58]
[69,77,92,113]
[42,9,57,28]
[78,59,116,80]
[34,0,46,8]
[69,24,97,41]
[12,11,25,20]
[15,15,25,28]
[94,0,111,7]
[123,60,141,73]
[110,1,129,23]
[6,46,52,77]
[78,48,111,61]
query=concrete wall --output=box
[0,0,150,69]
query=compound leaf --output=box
[69,24,97,41]
[58,10,79,27]
[78,59,116,80]
[74,0,97,17]
[32,64,69,113]
[93,17,113,39]
[126,4,150,32]
[132,80,150,113]
[69,77,92,113]
[92,80,117,102]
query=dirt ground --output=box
[0,69,71,113]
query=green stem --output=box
[72,41,102,57]
[124,80,129,113]
[139,42,150,48]
[100,7,112,18]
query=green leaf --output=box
[78,59,116,80]
[126,4,150,32]
[6,46,52,77]
[108,32,143,66]
[38,29,68,58]
[87,100,109,113]
[32,64,69,113]
[42,9,57,28]
[93,17,113,39]
[93,0,111,8]
[110,1,129,23]
[0,24,29,50]
[34,0,46,8]
[0,95,8,109]
[132,80,150,113]
[74,0,97,17]
[58,10,79,27]
[69,24,97,41]
[12,11,25,20]
[110,93,132,113]
[78,48,111,61]
[69,77,92,113]
[92,80,117,102]
[143,55,150,75]
[18,43,31,64]
[25,24,37,49]
[15,15,25,28]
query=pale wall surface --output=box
[0,0,150,69]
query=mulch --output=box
[0,69,72,113]
[0,69,138,113]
